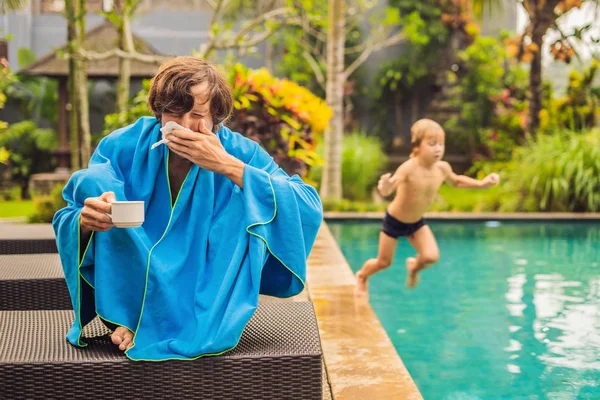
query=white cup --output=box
[108,201,145,228]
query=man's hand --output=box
[481,173,500,189]
[166,120,245,187]
[166,120,232,173]
[377,173,397,197]
[80,191,116,233]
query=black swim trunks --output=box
[381,212,426,239]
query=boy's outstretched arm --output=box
[440,162,500,189]
[378,164,407,196]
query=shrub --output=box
[541,61,599,133]
[488,129,600,212]
[29,184,66,223]
[103,79,152,137]
[0,120,56,199]
[309,131,388,201]
[227,64,331,177]
[446,35,528,160]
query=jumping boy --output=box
[355,119,500,296]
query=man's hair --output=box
[147,57,234,127]
[409,118,444,158]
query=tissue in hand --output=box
[151,121,193,150]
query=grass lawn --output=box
[0,200,35,219]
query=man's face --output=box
[161,82,215,132]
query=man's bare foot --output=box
[406,257,420,288]
[111,326,134,351]
[354,271,369,297]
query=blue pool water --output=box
[328,221,600,400]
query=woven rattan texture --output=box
[0,303,322,399]
[0,254,70,310]
[0,239,57,254]
[0,254,63,280]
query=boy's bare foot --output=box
[354,271,369,297]
[111,326,134,351]
[406,257,420,288]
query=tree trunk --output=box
[77,0,91,166]
[116,0,135,120]
[65,0,80,170]
[527,30,544,134]
[320,0,345,201]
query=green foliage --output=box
[371,0,449,141]
[29,184,66,223]
[309,131,388,201]
[429,184,501,212]
[103,79,153,135]
[0,185,20,201]
[541,61,599,132]
[228,64,331,177]
[0,121,57,198]
[16,47,37,69]
[484,129,600,212]
[446,35,528,160]
[7,73,59,126]
[0,58,15,163]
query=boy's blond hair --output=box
[409,118,444,158]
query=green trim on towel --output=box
[245,174,306,298]
[127,151,192,359]
[75,213,95,347]
[128,173,306,361]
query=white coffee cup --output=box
[108,201,145,228]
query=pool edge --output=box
[324,211,600,221]
[306,222,423,400]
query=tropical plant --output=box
[103,79,152,136]
[0,56,16,164]
[227,64,332,176]
[445,35,528,160]
[476,0,598,133]
[492,129,600,212]
[542,61,600,131]
[0,121,57,199]
[29,184,67,223]
[308,130,388,201]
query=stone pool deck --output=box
[304,223,422,399]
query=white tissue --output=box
[151,121,193,150]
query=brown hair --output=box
[409,118,444,157]
[147,56,234,127]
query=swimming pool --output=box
[328,220,600,400]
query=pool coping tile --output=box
[324,212,600,221]
[306,223,423,400]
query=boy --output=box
[355,119,499,296]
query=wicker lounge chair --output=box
[0,302,323,399]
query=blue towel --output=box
[53,117,323,361]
